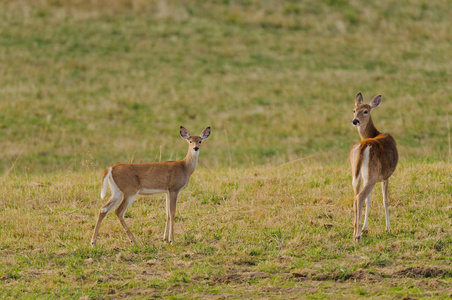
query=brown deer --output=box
[90,126,211,246]
[350,93,398,242]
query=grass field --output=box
[0,0,451,298]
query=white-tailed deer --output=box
[90,126,211,246]
[350,93,398,242]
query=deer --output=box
[350,93,398,242]
[90,126,211,246]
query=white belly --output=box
[139,188,168,195]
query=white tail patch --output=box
[351,144,361,192]
[100,167,111,199]
[100,167,121,202]
[361,146,371,183]
[351,145,360,177]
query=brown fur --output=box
[111,160,195,195]
[351,133,398,180]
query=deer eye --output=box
[364,110,368,114]
[353,110,355,113]
[199,141,202,144]
[189,141,192,143]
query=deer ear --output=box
[200,126,211,140]
[355,92,363,105]
[370,94,382,109]
[180,126,190,140]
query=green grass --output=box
[0,0,451,298]
[1,0,451,173]
[0,163,451,298]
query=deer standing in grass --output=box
[90,126,211,246]
[350,93,398,242]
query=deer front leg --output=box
[163,192,170,241]
[168,191,178,245]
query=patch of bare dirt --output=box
[232,259,257,266]
[393,266,450,278]
[1,273,14,281]
[210,272,269,284]
[312,269,381,282]
[347,269,382,282]
[291,272,308,279]
[401,296,418,300]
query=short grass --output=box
[0,0,451,298]
[0,162,451,298]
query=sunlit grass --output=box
[0,161,451,298]
[0,0,451,298]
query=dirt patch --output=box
[400,296,418,300]
[345,269,381,282]
[232,259,257,266]
[292,272,308,279]
[393,267,450,278]
[211,272,269,284]
[313,269,381,282]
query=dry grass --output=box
[0,0,451,298]
[0,161,450,298]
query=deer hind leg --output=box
[115,193,139,244]
[361,191,373,233]
[352,172,361,239]
[354,180,376,242]
[381,179,391,232]
[91,192,122,246]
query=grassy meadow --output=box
[0,0,451,298]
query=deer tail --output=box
[100,167,112,199]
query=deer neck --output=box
[182,149,199,175]
[358,117,381,140]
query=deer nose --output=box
[194,146,199,151]
[352,119,359,126]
